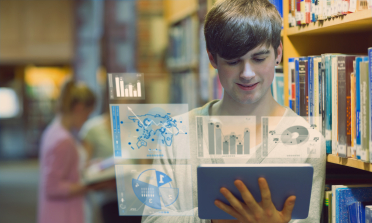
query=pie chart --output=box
[280,126,309,145]
[132,169,179,209]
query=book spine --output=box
[316,60,321,133]
[361,61,369,162]
[311,0,316,22]
[337,56,347,157]
[309,57,314,125]
[299,61,307,117]
[351,73,356,158]
[301,0,307,24]
[366,206,372,222]
[356,57,362,159]
[320,60,326,137]
[305,61,309,120]
[306,0,311,23]
[297,0,302,25]
[296,59,301,114]
[292,69,296,113]
[324,55,332,153]
[332,56,338,155]
[346,56,355,157]
[369,47,372,163]
[288,58,293,108]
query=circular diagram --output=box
[280,126,309,145]
[132,169,179,209]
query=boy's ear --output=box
[276,41,283,64]
[207,50,218,69]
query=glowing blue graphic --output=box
[110,104,189,159]
[132,169,179,209]
[128,111,185,149]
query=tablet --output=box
[197,164,313,220]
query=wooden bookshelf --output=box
[327,154,372,172]
[287,9,372,36]
[164,0,198,25]
[282,6,372,107]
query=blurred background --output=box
[0,0,216,222]
[0,0,284,222]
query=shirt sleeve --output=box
[43,138,77,198]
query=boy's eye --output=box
[253,58,266,63]
[226,60,239,65]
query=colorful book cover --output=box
[308,56,315,126]
[306,0,311,23]
[332,55,339,155]
[355,57,368,159]
[368,47,372,163]
[337,56,355,158]
[299,60,309,120]
[323,54,332,153]
[320,60,326,137]
[289,58,295,109]
[301,0,307,24]
[351,72,356,158]
[366,205,372,222]
[297,0,302,25]
[335,187,372,223]
[360,61,369,162]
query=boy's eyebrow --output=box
[251,49,271,56]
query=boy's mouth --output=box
[236,82,259,90]
[237,83,258,87]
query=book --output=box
[289,58,295,110]
[306,0,311,23]
[369,47,372,163]
[360,61,370,162]
[301,0,307,24]
[314,57,322,132]
[337,56,356,158]
[366,205,372,223]
[299,60,309,119]
[297,0,303,25]
[351,72,356,158]
[335,187,372,223]
[308,56,315,127]
[355,57,369,159]
[348,202,369,223]
[295,57,307,115]
[318,59,325,136]
[323,54,332,153]
[332,55,339,155]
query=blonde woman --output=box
[38,79,96,223]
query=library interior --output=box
[0,0,372,223]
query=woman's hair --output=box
[57,78,96,114]
[204,0,282,62]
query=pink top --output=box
[38,118,84,223]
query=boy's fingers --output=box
[234,180,260,213]
[258,177,274,210]
[281,195,296,221]
[214,199,245,221]
[220,187,251,218]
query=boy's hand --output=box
[213,178,296,223]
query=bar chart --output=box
[108,73,145,100]
[196,116,256,158]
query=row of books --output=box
[272,66,285,106]
[167,16,198,70]
[322,184,372,223]
[287,48,372,162]
[170,71,199,110]
[288,0,372,27]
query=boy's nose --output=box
[240,62,255,79]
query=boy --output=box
[142,0,326,222]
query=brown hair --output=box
[57,78,96,114]
[204,0,282,62]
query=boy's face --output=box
[208,43,282,105]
